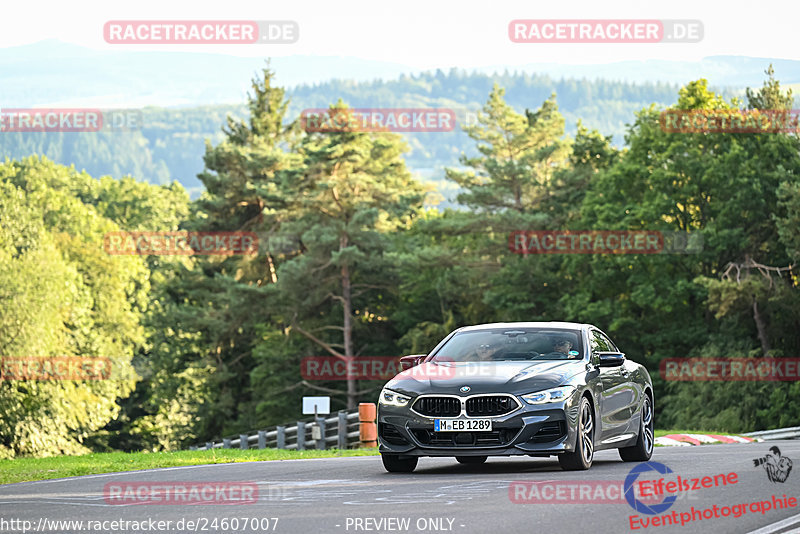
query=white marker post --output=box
[303,396,330,449]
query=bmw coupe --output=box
[378,322,654,472]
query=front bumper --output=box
[378,393,582,457]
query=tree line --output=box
[0,66,798,457]
[0,70,696,200]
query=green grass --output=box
[0,448,380,485]
[2,430,757,483]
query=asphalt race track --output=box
[1,442,799,534]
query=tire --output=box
[558,396,595,471]
[381,453,418,473]
[619,394,654,462]
[455,456,487,464]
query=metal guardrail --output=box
[743,426,800,441]
[190,416,800,449]
[189,409,361,451]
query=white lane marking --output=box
[259,479,369,487]
[1,488,393,508]
[0,500,112,508]
[344,497,457,505]
[342,480,512,505]
[747,512,800,534]
[0,494,106,501]
[0,479,382,508]
[5,479,368,498]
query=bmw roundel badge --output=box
[460,386,471,393]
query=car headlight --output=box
[379,388,411,407]
[521,386,575,405]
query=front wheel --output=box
[381,454,418,473]
[456,456,487,464]
[619,394,654,462]
[559,396,595,471]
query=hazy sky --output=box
[4,0,796,68]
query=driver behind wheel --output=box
[553,339,572,354]
[474,343,500,361]
[550,338,574,358]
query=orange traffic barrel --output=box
[359,402,377,447]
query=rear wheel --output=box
[381,454,418,473]
[558,396,595,471]
[455,456,487,464]
[619,394,654,462]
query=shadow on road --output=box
[384,457,626,476]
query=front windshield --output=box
[430,328,583,362]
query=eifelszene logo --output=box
[624,461,678,515]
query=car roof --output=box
[456,322,595,332]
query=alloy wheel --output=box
[642,396,653,455]
[581,400,594,464]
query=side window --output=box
[591,331,611,352]
[599,332,618,352]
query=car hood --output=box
[384,360,583,396]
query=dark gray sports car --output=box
[378,322,653,472]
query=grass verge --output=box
[2,430,757,483]
[0,448,380,485]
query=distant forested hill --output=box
[0,70,732,198]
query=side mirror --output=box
[597,351,626,367]
[399,354,426,370]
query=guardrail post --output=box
[297,422,306,451]
[316,417,326,450]
[338,411,347,449]
[359,403,377,448]
[188,408,366,452]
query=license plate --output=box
[434,419,492,432]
